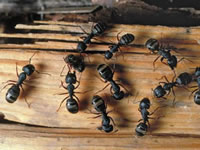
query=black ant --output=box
[105,33,135,59]
[60,54,85,76]
[56,68,81,113]
[1,52,43,107]
[189,67,200,105]
[96,64,128,100]
[145,38,190,73]
[77,22,107,53]
[91,95,116,133]
[135,98,161,136]
[153,72,193,104]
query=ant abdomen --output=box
[113,91,124,100]
[6,85,20,103]
[119,33,135,45]
[92,22,107,35]
[135,122,148,136]
[102,125,113,133]
[145,38,159,52]
[66,98,79,113]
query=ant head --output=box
[140,98,150,109]
[145,38,159,52]
[105,51,113,60]
[77,42,87,53]
[97,64,113,80]
[66,98,79,113]
[135,122,148,136]
[65,54,75,64]
[102,124,113,133]
[194,91,200,105]
[65,71,76,84]
[119,33,135,45]
[195,67,200,77]
[6,85,20,103]
[92,22,107,35]
[113,91,124,100]
[22,64,35,76]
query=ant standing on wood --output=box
[96,64,129,100]
[91,95,116,133]
[135,98,161,136]
[77,22,107,53]
[1,52,45,107]
[145,38,192,74]
[104,33,135,60]
[153,72,193,105]
[56,67,81,113]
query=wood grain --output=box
[0,21,200,149]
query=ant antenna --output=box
[29,51,38,64]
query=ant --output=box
[145,38,190,74]
[56,67,81,113]
[135,98,161,136]
[105,33,135,60]
[91,95,116,133]
[60,54,85,76]
[96,64,128,100]
[1,52,43,107]
[77,22,107,53]
[153,72,193,104]
[189,67,200,105]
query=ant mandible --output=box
[145,38,190,74]
[77,22,107,53]
[91,95,116,133]
[96,64,128,100]
[1,52,42,107]
[105,33,135,60]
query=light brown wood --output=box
[0,21,200,149]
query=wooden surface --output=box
[0,21,200,149]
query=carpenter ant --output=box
[91,95,116,133]
[105,33,135,60]
[145,38,190,73]
[1,52,42,107]
[96,64,128,100]
[135,98,161,136]
[77,22,107,53]
[56,68,80,113]
[153,72,193,104]
[60,54,85,76]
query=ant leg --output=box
[73,94,80,103]
[80,53,91,63]
[189,88,199,98]
[2,80,16,84]
[59,81,67,89]
[90,114,102,119]
[60,64,66,77]
[118,47,125,61]
[110,86,114,95]
[153,55,161,71]
[56,96,69,112]
[109,116,116,126]
[35,70,51,76]
[75,72,82,89]
[16,63,19,77]
[20,85,30,108]
[29,51,38,64]
[178,57,193,63]
[160,57,168,66]
[149,105,167,115]
[157,75,169,83]
[0,83,15,92]
[138,119,143,122]
[166,89,171,96]
[95,83,110,94]
[78,25,89,35]
[117,83,131,95]
[171,87,176,106]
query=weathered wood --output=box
[0,21,200,149]
[1,123,200,150]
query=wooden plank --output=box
[1,21,200,149]
[0,123,200,150]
